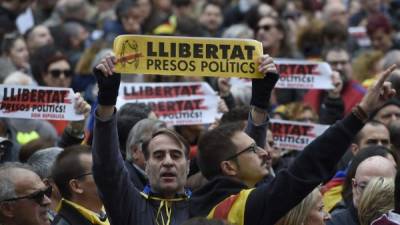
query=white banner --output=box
[117,82,219,125]
[349,27,371,47]
[0,85,84,121]
[275,59,334,89]
[270,119,329,150]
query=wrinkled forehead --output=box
[148,133,186,153]
[8,169,45,195]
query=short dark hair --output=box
[116,0,139,22]
[30,45,68,85]
[197,122,243,179]
[322,44,349,61]
[51,145,91,200]
[142,128,190,160]
[322,20,349,45]
[220,106,249,125]
[353,120,387,145]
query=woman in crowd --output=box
[276,188,330,225]
[0,33,30,81]
[358,177,395,225]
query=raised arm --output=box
[245,55,279,148]
[245,65,397,225]
[91,55,141,225]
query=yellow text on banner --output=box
[113,35,264,78]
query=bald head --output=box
[323,2,348,26]
[352,156,396,207]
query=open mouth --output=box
[160,172,177,181]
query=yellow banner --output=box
[113,35,264,78]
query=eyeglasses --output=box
[73,172,93,180]
[353,179,368,193]
[225,143,262,161]
[1,186,52,204]
[48,69,73,78]
[256,24,276,32]
[327,60,349,67]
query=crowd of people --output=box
[1,0,400,225]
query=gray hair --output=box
[0,162,35,202]
[125,119,166,162]
[222,23,254,39]
[3,71,37,86]
[27,147,63,179]
[382,50,400,69]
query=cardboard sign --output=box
[113,35,264,78]
[270,119,329,150]
[349,27,371,47]
[0,85,84,121]
[275,59,334,89]
[117,82,219,125]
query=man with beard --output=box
[304,45,366,118]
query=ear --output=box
[186,160,190,176]
[0,202,15,218]
[220,160,238,176]
[131,146,139,161]
[350,143,359,156]
[69,179,83,194]
[43,178,50,186]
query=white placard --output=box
[270,119,329,150]
[117,82,219,125]
[0,85,84,121]
[275,59,334,90]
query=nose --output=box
[257,147,270,159]
[162,153,174,166]
[41,194,52,206]
[323,211,331,221]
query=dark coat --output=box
[52,202,98,225]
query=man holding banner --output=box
[91,52,279,225]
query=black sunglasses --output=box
[225,143,261,161]
[256,24,276,32]
[1,186,52,204]
[48,69,73,78]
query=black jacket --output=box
[124,160,147,191]
[52,201,99,225]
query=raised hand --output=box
[68,92,91,134]
[251,55,280,111]
[93,55,121,106]
[328,71,343,99]
[359,64,397,114]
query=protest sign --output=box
[270,119,329,150]
[275,59,334,89]
[117,82,219,125]
[0,85,84,121]
[349,27,371,48]
[113,35,264,78]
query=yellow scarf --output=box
[57,199,110,225]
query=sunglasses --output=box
[256,24,276,32]
[48,69,73,78]
[1,186,52,204]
